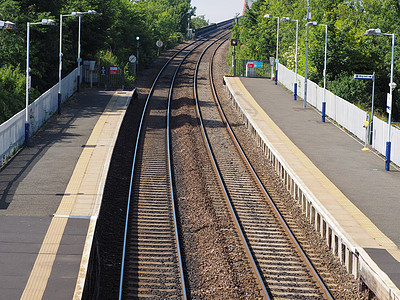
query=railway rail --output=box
[118,27,232,299]
[114,20,363,299]
[193,36,335,299]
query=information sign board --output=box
[387,93,392,113]
[354,74,374,80]
[110,66,118,75]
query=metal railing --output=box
[233,59,272,78]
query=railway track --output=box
[116,21,353,300]
[193,37,335,299]
[118,27,232,299]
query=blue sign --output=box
[354,74,373,80]
[254,61,263,68]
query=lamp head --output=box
[364,28,382,36]
[264,14,273,18]
[0,20,17,30]
[42,19,56,26]
[281,17,291,22]
[306,21,318,27]
[88,10,97,15]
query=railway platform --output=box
[225,76,400,299]
[0,88,133,300]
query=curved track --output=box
[118,27,232,299]
[193,37,335,299]
[118,24,339,299]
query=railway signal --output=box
[231,39,238,74]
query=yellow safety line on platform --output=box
[231,77,400,259]
[21,91,131,300]
[73,91,132,299]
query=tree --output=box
[0,0,192,124]
[232,0,400,120]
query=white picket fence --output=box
[1,68,79,165]
[278,63,400,167]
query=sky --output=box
[191,0,245,24]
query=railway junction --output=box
[0,23,399,299]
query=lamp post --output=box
[264,14,279,85]
[59,11,96,114]
[364,28,396,171]
[76,10,97,93]
[136,36,140,71]
[304,0,310,108]
[281,17,299,100]
[26,19,56,147]
[306,21,328,122]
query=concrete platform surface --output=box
[0,89,132,300]
[225,76,400,299]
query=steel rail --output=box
[118,28,231,299]
[166,29,232,300]
[193,37,272,299]
[209,39,335,300]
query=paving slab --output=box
[0,89,132,299]
[225,76,400,296]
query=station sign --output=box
[247,61,254,68]
[354,74,374,80]
[110,66,118,75]
[387,93,392,113]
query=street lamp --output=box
[264,14,279,85]
[0,20,17,30]
[306,21,328,122]
[364,28,396,171]
[26,19,56,147]
[136,35,140,71]
[76,10,97,93]
[281,17,299,100]
[58,11,96,114]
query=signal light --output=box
[231,39,238,46]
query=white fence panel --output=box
[372,116,400,164]
[1,68,79,165]
[393,127,400,165]
[278,62,400,166]
[372,116,386,155]
[278,63,367,140]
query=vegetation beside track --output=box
[0,0,195,124]
[232,0,400,121]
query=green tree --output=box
[232,0,400,120]
[0,0,192,124]
[190,15,209,29]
